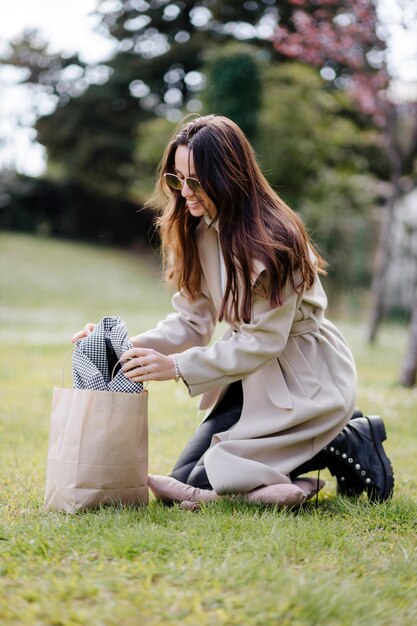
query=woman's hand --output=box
[120,348,176,383]
[71,323,96,343]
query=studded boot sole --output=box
[323,415,394,502]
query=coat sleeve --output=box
[137,289,217,355]
[174,273,302,397]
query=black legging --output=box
[171,381,243,490]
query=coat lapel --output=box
[196,219,223,311]
[196,218,267,314]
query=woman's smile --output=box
[187,199,202,210]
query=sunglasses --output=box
[164,173,202,195]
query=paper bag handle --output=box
[62,347,74,389]
[111,358,149,390]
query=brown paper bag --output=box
[44,386,148,512]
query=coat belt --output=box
[289,314,323,337]
[229,312,323,338]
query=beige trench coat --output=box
[139,219,357,494]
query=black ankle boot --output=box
[323,416,394,502]
[290,412,394,501]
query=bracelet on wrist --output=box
[170,355,182,383]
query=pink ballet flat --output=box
[243,483,307,507]
[148,475,218,504]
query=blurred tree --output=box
[258,62,379,293]
[0,172,155,246]
[400,290,417,387]
[34,0,283,199]
[0,1,286,240]
[272,0,417,350]
[133,43,264,196]
[1,28,84,95]
[202,44,262,142]
[133,116,177,198]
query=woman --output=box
[72,115,393,507]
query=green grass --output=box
[0,232,416,626]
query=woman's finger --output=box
[123,364,150,381]
[70,330,89,343]
[122,356,142,371]
[70,323,96,343]
[120,347,155,363]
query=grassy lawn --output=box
[0,232,416,626]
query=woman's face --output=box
[174,145,217,219]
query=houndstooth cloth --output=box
[72,316,143,393]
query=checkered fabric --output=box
[72,316,143,393]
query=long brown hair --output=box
[148,115,326,323]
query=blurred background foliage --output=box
[0,0,416,316]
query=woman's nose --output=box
[181,181,194,198]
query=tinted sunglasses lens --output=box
[187,178,202,194]
[165,174,182,190]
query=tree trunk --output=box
[399,287,417,386]
[367,193,396,343]
[367,109,402,343]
